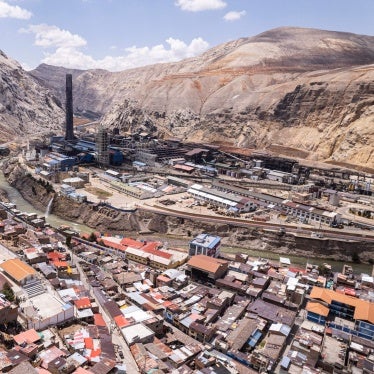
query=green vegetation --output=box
[28,174,55,193]
[38,178,54,193]
[84,186,112,200]
[88,232,97,242]
[1,283,15,302]
[65,235,72,248]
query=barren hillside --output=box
[0,51,63,143]
[26,27,374,168]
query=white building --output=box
[121,323,155,345]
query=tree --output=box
[65,236,72,248]
[2,283,15,302]
[88,232,97,242]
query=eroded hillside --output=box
[0,51,63,143]
[28,27,374,168]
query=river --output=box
[0,171,372,274]
[220,244,373,274]
[0,171,91,234]
[139,232,372,274]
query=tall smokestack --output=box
[65,74,74,141]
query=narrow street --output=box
[72,253,140,373]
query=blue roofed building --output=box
[188,233,221,258]
[42,152,77,172]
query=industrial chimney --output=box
[65,74,74,141]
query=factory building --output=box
[65,74,75,141]
[41,153,76,172]
[187,184,257,213]
[96,126,109,166]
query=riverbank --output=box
[0,167,91,233]
[1,160,373,268]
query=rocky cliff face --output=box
[2,161,372,262]
[4,161,373,263]
[0,51,64,143]
[29,27,374,168]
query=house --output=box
[186,255,228,281]
[121,323,155,346]
[188,234,221,257]
[0,295,18,324]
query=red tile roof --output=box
[101,239,126,252]
[114,315,130,328]
[74,297,92,310]
[120,237,144,248]
[53,261,68,268]
[47,251,64,260]
[14,329,40,345]
[24,247,37,254]
[93,314,106,327]
[143,246,172,259]
[40,345,66,368]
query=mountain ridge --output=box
[1,26,373,168]
[0,51,63,142]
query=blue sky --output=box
[1,0,373,71]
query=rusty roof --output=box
[13,329,40,345]
[74,297,92,310]
[187,255,228,274]
[40,346,66,368]
[8,361,37,374]
[89,360,116,374]
[93,313,106,327]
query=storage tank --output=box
[329,192,340,207]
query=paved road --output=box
[0,241,18,261]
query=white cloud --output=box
[0,0,32,19]
[175,0,226,12]
[22,24,210,71]
[119,37,209,68]
[223,10,246,21]
[20,24,87,48]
